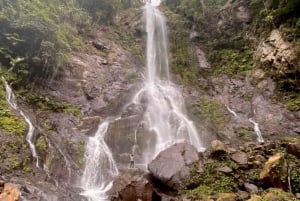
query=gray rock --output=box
[217,166,233,174]
[231,151,248,165]
[286,142,300,158]
[244,183,258,193]
[109,168,159,201]
[148,143,203,190]
[196,48,211,69]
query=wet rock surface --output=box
[148,143,203,190]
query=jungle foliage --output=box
[0,0,141,84]
[164,0,300,109]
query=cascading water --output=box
[249,118,264,143]
[132,1,204,163]
[226,104,264,143]
[80,121,119,201]
[2,77,39,167]
[80,1,204,199]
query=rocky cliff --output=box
[0,0,299,200]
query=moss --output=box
[42,119,53,131]
[281,136,300,144]
[209,48,255,77]
[185,185,213,200]
[23,166,32,173]
[290,165,300,193]
[35,136,47,152]
[285,93,300,111]
[25,93,82,117]
[198,98,230,130]
[184,159,238,199]
[236,127,252,142]
[7,155,22,170]
[262,188,298,201]
[63,106,82,117]
[162,6,199,85]
[0,80,27,136]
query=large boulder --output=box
[0,183,20,201]
[148,143,203,190]
[109,168,160,201]
[260,153,288,190]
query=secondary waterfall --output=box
[249,118,264,143]
[226,104,264,143]
[2,77,39,167]
[132,1,204,163]
[80,121,119,201]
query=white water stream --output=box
[80,1,204,200]
[2,77,39,167]
[249,118,264,143]
[226,105,264,143]
[80,121,119,201]
[134,0,204,162]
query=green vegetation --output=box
[262,188,298,201]
[290,165,300,193]
[110,7,144,62]
[162,7,198,85]
[0,79,27,136]
[184,159,238,199]
[198,98,230,130]
[0,0,92,82]
[25,93,82,117]
[236,127,252,142]
[8,155,22,170]
[209,48,255,77]
[36,135,48,152]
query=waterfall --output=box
[80,121,119,201]
[80,1,204,199]
[132,1,204,163]
[249,118,264,143]
[2,77,39,167]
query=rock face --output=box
[110,169,160,201]
[230,151,248,165]
[148,143,202,190]
[255,29,296,71]
[0,183,20,201]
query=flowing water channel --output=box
[2,77,39,167]
[80,1,204,200]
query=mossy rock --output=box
[262,188,298,201]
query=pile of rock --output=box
[110,139,300,201]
